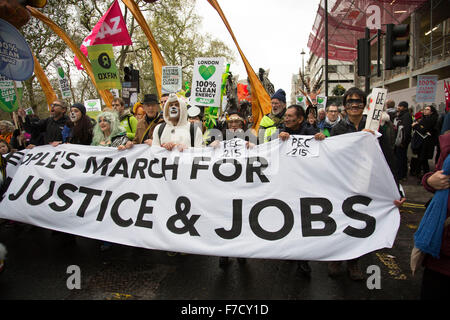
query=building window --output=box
[349,65,354,73]
[328,65,337,73]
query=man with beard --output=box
[259,89,287,143]
[120,94,165,150]
[18,99,69,148]
[318,104,341,137]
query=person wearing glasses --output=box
[327,87,405,281]
[18,99,69,149]
[318,103,341,137]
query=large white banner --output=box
[0,132,400,261]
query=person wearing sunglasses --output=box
[328,87,405,281]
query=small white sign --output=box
[162,66,182,94]
[365,88,388,132]
[219,138,246,158]
[190,57,224,107]
[84,99,102,112]
[285,135,319,158]
[53,62,72,99]
[316,95,327,110]
[295,95,306,109]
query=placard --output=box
[365,88,387,132]
[190,57,224,107]
[162,66,182,94]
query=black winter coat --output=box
[23,115,69,145]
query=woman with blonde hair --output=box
[91,111,129,147]
[91,111,129,251]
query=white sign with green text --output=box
[190,57,224,107]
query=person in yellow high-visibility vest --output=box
[258,89,287,143]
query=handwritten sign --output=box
[365,88,387,132]
[220,138,246,158]
[285,135,319,158]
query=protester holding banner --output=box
[91,111,129,148]
[90,110,129,251]
[121,94,164,150]
[277,104,324,276]
[112,97,138,140]
[152,93,203,150]
[328,87,405,280]
[18,100,69,148]
[61,103,94,146]
[259,89,287,144]
[278,105,322,141]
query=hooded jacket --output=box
[152,94,203,148]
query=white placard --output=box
[365,88,388,132]
[53,62,72,99]
[162,66,182,94]
[285,135,319,157]
[84,99,102,112]
[190,57,224,107]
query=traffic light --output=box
[357,38,370,76]
[385,23,410,70]
[124,65,133,82]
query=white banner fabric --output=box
[0,132,400,261]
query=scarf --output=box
[414,154,450,258]
[324,115,341,128]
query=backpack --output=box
[157,122,197,147]
[394,124,404,147]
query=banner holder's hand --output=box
[394,197,406,208]
[279,132,290,141]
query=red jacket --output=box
[421,133,450,276]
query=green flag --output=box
[87,44,121,90]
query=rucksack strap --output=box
[158,122,166,141]
[190,122,195,147]
[158,122,196,147]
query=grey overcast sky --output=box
[195,0,321,102]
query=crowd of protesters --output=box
[0,85,448,299]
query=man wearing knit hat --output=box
[258,88,287,143]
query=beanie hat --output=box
[398,101,408,108]
[271,89,286,104]
[71,103,86,115]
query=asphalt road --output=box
[0,174,428,302]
